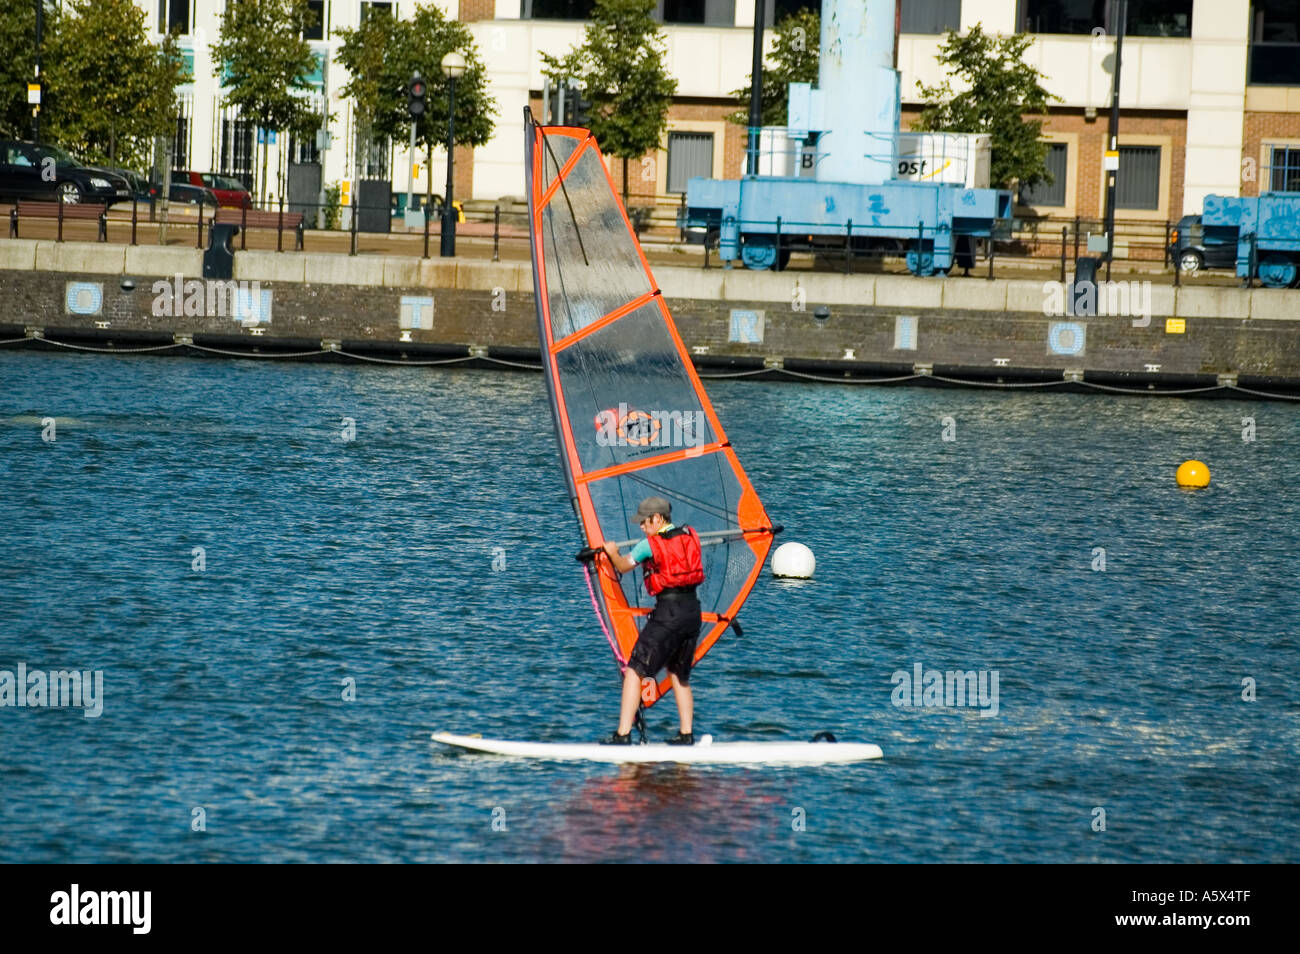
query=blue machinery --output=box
[684,0,1013,275]
[1202,193,1300,288]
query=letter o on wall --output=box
[1048,321,1086,356]
[65,281,104,316]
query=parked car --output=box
[1170,214,1236,274]
[0,140,132,204]
[167,182,219,208]
[101,167,159,203]
[173,170,251,208]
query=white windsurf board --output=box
[432,732,882,765]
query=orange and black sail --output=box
[524,108,777,706]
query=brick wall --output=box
[7,266,1300,381]
[458,0,497,22]
[902,106,1187,222]
[1242,111,1300,197]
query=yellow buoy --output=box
[1176,459,1210,488]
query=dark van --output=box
[1170,214,1236,274]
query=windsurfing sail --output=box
[524,107,779,707]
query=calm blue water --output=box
[1,350,1297,863]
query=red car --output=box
[172,170,251,209]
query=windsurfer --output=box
[599,496,704,745]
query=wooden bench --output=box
[10,200,108,241]
[215,208,305,250]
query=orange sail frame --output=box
[525,109,776,706]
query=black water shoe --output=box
[600,730,632,745]
[666,731,694,746]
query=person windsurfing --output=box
[599,496,704,745]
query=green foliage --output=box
[335,3,496,154]
[730,7,820,127]
[323,181,342,230]
[913,26,1061,191]
[43,0,188,168]
[211,0,318,134]
[0,1,59,140]
[540,0,676,163]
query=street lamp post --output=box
[33,0,43,142]
[440,51,467,257]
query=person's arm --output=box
[602,541,638,574]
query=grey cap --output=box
[635,496,672,521]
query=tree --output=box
[211,0,319,202]
[541,0,677,210]
[335,3,496,202]
[913,25,1061,191]
[41,0,187,169]
[0,1,60,140]
[729,7,820,127]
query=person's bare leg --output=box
[670,673,693,735]
[616,667,642,735]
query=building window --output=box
[1266,145,1300,192]
[522,0,596,18]
[289,131,322,166]
[219,116,255,189]
[667,131,713,193]
[158,0,190,36]
[361,1,392,23]
[1250,0,1300,85]
[1127,0,1192,36]
[355,128,390,179]
[305,1,326,40]
[663,1,705,24]
[902,0,962,34]
[1115,144,1160,210]
[772,0,820,19]
[524,0,739,23]
[1019,1,1191,38]
[173,112,190,171]
[1020,142,1067,207]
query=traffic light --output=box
[567,87,593,128]
[407,73,427,120]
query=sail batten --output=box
[525,109,775,707]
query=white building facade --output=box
[138,1,1299,223]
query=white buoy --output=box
[772,542,816,578]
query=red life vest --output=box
[644,526,704,596]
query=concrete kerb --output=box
[941,277,1007,312]
[382,257,422,288]
[1247,287,1300,321]
[458,260,524,292]
[34,241,126,275]
[656,265,726,301]
[1175,285,1252,320]
[417,259,458,289]
[304,253,386,285]
[124,245,203,277]
[721,269,795,303]
[874,273,944,309]
[234,251,306,283]
[0,239,38,270]
[1005,279,1050,315]
[1147,283,1177,319]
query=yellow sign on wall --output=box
[1166,318,1186,334]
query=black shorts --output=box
[627,593,701,684]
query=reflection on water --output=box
[2,352,1298,862]
[542,765,786,863]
